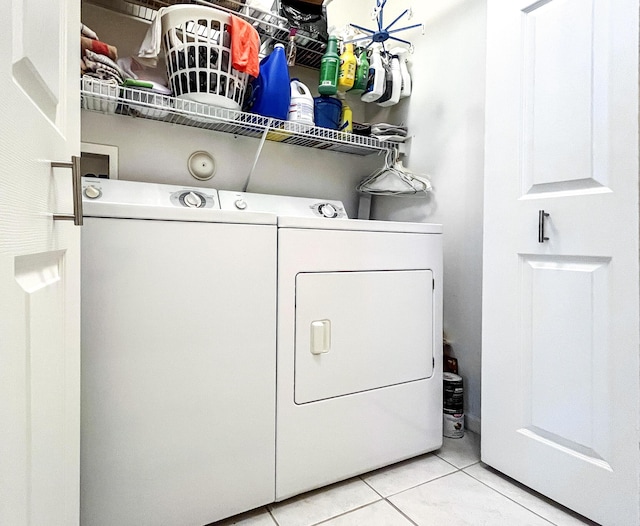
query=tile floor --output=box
[212,431,598,526]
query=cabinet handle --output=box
[538,209,549,243]
[52,156,83,226]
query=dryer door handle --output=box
[310,320,331,355]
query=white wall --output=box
[329,0,487,430]
[81,0,487,431]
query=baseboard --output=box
[465,413,481,435]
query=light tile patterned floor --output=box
[212,432,597,526]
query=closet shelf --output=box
[85,0,326,69]
[81,82,397,156]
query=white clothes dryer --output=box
[218,191,443,500]
[80,179,277,526]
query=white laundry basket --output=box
[161,5,250,110]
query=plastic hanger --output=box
[357,149,432,196]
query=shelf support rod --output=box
[243,118,273,192]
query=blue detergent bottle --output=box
[248,43,291,120]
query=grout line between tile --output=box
[358,474,386,499]
[379,468,465,499]
[310,498,383,526]
[458,470,558,526]
[384,498,421,526]
[462,465,599,526]
[433,453,482,471]
[267,506,281,526]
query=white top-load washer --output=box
[80,179,277,526]
[218,191,443,500]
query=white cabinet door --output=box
[482,1,639,524]
[0,0,80,524]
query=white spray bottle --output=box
[377,54,402,107]
[361,45,385,103]
[390,47,412,98]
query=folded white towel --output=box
[84,50,127,83]
[371,134,409,143]
[371,123,408,136]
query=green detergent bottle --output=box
[349,47,369,94]
[318,36,339,95]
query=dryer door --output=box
[295,270,434,404]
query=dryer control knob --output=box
[184,191,203,208]
[318,203,338,218]
[84,185,102,199]
[234,199,248,210]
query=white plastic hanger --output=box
[357,149,432,196]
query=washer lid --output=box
[277,216,442,233]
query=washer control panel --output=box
[170,190,216,209]
[81,177,220,210]
[219,191,348,219]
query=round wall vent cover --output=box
[188,151,216,181]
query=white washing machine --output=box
[80,179,277,526]
[219,191,443,500]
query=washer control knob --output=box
[184,191,202,208]
[83,185,102,199]
[318,203,338,218]
[234,199,248,210]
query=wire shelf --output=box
[85,0,326,68]
[81,78,396,156]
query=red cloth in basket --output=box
[229,15,260,78]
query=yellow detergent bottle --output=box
[338,42,356,91]
[338,92,353,133]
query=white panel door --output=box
[0,0,81,525]
[482,1,639,524]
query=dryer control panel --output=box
[218,191,348,219]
